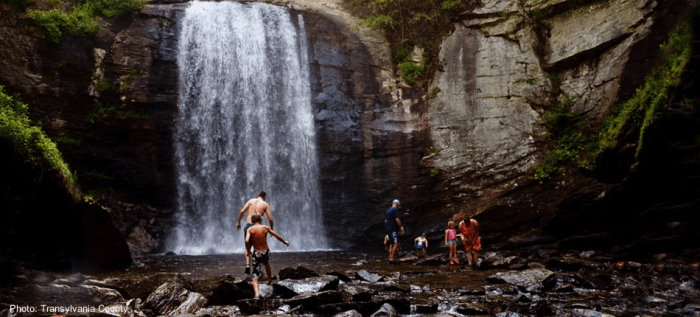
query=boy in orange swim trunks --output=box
[458,215,481,267]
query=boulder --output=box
[284,290,344,312]
[207,278,254,305]
[142,276,204,316]
[455,302,490,315]
[276,275,339,296]
[278,266,320,280]
[487,268,555,290]
[338,283,376,302]
[332,309,363,317]
[370,303,398,317]
[355,270,384,283]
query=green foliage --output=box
[27,4,100,44]
[597,17,693,159]
[94,80,113,92]
[349,0,474,88]
[430,168,440,177]
[399,61,425,85]
[395,47,411,62]
[441,0,458,10]
[82,170,114,182]
[88,0,146,18]
[51,135,81,148]
[533,103,593,182]
[359,15,396,29]
[515,76,537,85]
[426,147,441,155]
[119,69,144,92]
[26,0,146,44]
[0,85,78,198]
[88,103,151,125]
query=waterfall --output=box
[169,1,327,254]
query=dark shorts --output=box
[244,223,254,240]
[251,250,271,279]
[416,242,425,250]
[387,232,398,244]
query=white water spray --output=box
[170,1,327,254]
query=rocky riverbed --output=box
[1,249,699,316]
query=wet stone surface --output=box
[1,250,699,316]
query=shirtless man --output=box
[245,213,289,298]
[236,190,274,274]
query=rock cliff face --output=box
[0,0,697,252]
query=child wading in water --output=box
[415,232,428,256]
[445,221,459,265]
[245,213,290,298]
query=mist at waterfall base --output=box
[168,1,329,255]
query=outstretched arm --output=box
[236,201,251,230]
[268,228,289,246]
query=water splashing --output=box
[169,1,327,254]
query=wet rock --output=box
[53,273,87,286]
[495,312,524,317]
[552,283,575,293]
[142,276,205,316]
[278,266,320,280]
[356,270,384,283]
[27,271,56,285]
[398,253,418,263]
[236,298,284,314]
[487,268,555,290]
[316,302,382,316]
[276,275,339,296]
[285,290,343,312]
[12,283,124,308]
[338,283,376,302]
[327,271,352,282]
[413,303,438,314]
[414,254,446,266]
[333,309,363,317]
[455,302,490,315]
[372,298,410,314]
[459,285,486,296]
[547,257,603,271]
[166,292,207,316]
[207,278,254,305]
[484,284,519,295]
[370,303,398,317]
[488,256,521,269]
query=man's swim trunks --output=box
[244,222,254,239]
[251,249,271,279]
[416,241,425,250]
[387,232,399,244]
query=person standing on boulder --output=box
[385,199,404,264]
[237,190,275,274]
[458,215,481,267]
[245,213,289,298]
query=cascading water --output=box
[169,1,327,254]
